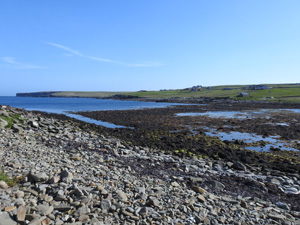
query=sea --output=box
[0,96,182,128]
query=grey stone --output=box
[137,186,146,194]
[222,196,238,204]
[0,118,8,128]
[29,120,39,128]
[192,186,207,194]
[37,204,54,216]
[0,180,9,189]
[275,201,290,210]
[25,214,41,221]
[48,176,60,184]
[54,204,73,212]
[30,172,49,183]
[101,199,111,213]
[147,197,160,207]
[60,170,73,184]
[28,218,41,225]
[16,191,25,198]
[211,180,225,190]
[14,198,25,206]
[116,190,128,202]
[195,209,208,223]
[232,161,247,171]
[241,200,248,209]
[0,212,17,225]
[268,213,286,220]
[0,110,9,117]
[75,205,90,216]
[284,187,299,194]
[12,124,23,133]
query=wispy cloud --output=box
[1,57,42,69]
[47,42,162,67]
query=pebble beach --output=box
[1,105,300,224]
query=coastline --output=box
[1,104,300,223]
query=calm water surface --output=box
[0,96,182,113]
[0,96,183,128]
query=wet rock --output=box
[232,161,247,171]
[275,201,290,210]
[284,187,299,194]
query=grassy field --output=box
[124,83,300,103]
[26,83,300,103]
[52,91,127,98]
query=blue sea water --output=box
[0,96,182,128]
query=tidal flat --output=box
[75,100,300,174]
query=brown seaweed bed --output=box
[72,101,300,174]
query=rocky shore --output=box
[1,105,300,224]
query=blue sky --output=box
[1,0,300,95]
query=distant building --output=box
[248,85,270,90]
[237,92,249,97]
[185,85,202,92]
[223,88,233,90]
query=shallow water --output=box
[65,113,130,129]
[177,109,300,119]
[0,96,183,114]
[177,111,249,119]
[205,129,299,152]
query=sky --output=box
[0,0,300,96]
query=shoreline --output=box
[1,105,300,224]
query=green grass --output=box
[25,83,300,103]
[52,91,127,98]
[125,84,300,103]
[0,171,17,186]
[0,113,24,128]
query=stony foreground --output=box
[0,105,300,225]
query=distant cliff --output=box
[16,91,60,97]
